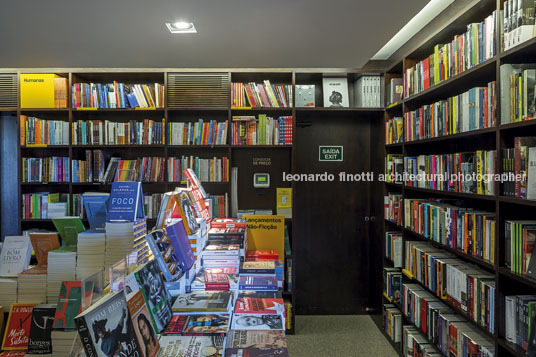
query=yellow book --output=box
[20,74,61,108]
[491,220,495,264]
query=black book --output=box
[28,304,57,354]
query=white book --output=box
[323,77,349,108]
[0,236,32,277]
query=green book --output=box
[52,217,85,248]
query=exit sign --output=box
[319,146,343,161]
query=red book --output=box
[234,298,284,315]
[423,57,430,90]
[205,272,230,291]
[246,250,279,261]
[1,304,37,350]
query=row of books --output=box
[385,117,403,145]
[383,268,402,304]
[505,220,536,278]
[72,119,166,145]
[22,193,71,219]
[168,119,228,146]
[22,156,70,182]
[144,193,163,219]
[404,11,497,98]
[72,82,164,108]
[385,231,403,268]
[384,193,403,226]
[386,78,403,106]
[354,75,383,108]
[404,198,496,264]
[382,304,402,343]
[207,194,228,219]
[384,154,403,184]
[404,240,496,334]
[402,284,495,356]
[501,136,536,199]
[504,294,536,352]
[503,66,536,123]
[402,150,497,196]
[503,0,536,51]
[231,81,293,108]
[231,115,293,146]
[20,116,70,146]
[167,156,229,183]
[404,82,496,142]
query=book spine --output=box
[75,317,98,357]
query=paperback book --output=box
[171,291,233,313]
[27,304,56,354]
[162,314,230,336]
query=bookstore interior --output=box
[6,0,536,355]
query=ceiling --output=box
[0,0,429,69]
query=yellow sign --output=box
[243,215,285,260]
[20,74,59,108]
[276,188,292,209]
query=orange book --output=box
[20,115,27,146]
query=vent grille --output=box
[168,73,229,109]
[0,74,18,108]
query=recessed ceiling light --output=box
[166,21,197,33]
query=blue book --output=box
[107,182,145,221]
[238,276,278,291]
[145,230,183,282]
[165,220,195,271]
[82,193,109,230]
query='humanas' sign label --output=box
[319,146,343,161]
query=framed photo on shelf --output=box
[322,77,349,108]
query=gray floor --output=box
[287,315,398,357]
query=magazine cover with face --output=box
[230,314,284,331]
[75,290,142,357]
[127,290,160,357]
[163,314,230,336]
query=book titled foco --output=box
[75,290,143,357]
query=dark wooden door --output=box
[295,112,376,314]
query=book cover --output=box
[27,304,56,354]
[108,182,144,221]
[238,276,278,291]
[226,330,287,349]
[75,290,142,357]
[295,85,315,107]
[238,291,283,299]
[204,273,230,291]
[165,220,195,271]
[127,290,160,357]
[240,261,276,275]
[322,77,349,107]
[234,298,285,315]
[53,281,88,330]
[133,260,173,334]
[176,192,200,235]
[1,303,37,350]
[172,291,233,313]
[230,314,284,331]
[0,236,32,277]
[210,218,247,229]
[158,335,223,357]
[28,233,60,267]
[225,347,290,357]
[163,314,230,336]
[83,193,109,230]
[51,217,85,248]
[144,230,182,282]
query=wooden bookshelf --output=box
[378,0,536,355]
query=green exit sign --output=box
[319,146,343,161]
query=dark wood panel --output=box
[295,113,374,314]
[1,113,19,239]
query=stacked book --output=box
[72,118,166,145]
[0,278,18,307]
[46,250,77,303]
[18,272,47,303]
[76,230,106,280]
[19,115,70,146]
[201,244,241,269]
[190,268,239,291]
[51,329,78,357]
[104,219,147,284]
[207,220,248,260]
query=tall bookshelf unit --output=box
[0,68,384,335]
[379,0,536,355]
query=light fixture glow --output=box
[166,21,197,34]
[371,0,454,60]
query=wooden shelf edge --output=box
[404,127,496,146]
[403,186,496,201]
[498,267,536,289]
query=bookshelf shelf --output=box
[73,108,165,112]
[499,196,536,207]
[231,107,292,112]
[21,108,69,112]
[384,182,403,188]
[385,102,402,111]
[20,182,69,186]
[403,186,496,201]
[402,228,496,272]
[402,57,497,107]
[403,127,497,146]
[21,145,70,149]
[498,267,536,289]
[21,219,53,223]
[167,145,229,149]
[497,338,526,356]
[168,107,229,112]
[499,119,536,131]
[231,145,293,149]
[71,145,167,148]
[500,36,536,62]
[294,107,384,112]
[385,143,403,148]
